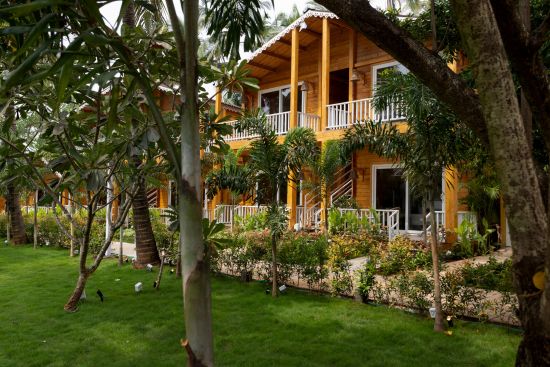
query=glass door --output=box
[374,166,440,231]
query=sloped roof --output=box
[247,10,339,63]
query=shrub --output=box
[461,257,513,293]
[355,261,376,301]
[377,236,430,275]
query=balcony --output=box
[327,97,405,129]
[225,111,320,142]
[223,98,404,142]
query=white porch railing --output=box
[21,205,57,214]
[297,202,321,229]
[298,112,320,131]
[266,111,290,135]
[327,97,406,129]
[224,111,320,142]
[225,119,258,142]
[337,208,400,240]
[457,211,476,227]
[329,163,353,205]
[214,204,268,225]
[425,210,445,231]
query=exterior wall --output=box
[218,17,475,237]
[353,148,394,208]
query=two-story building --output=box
[206,10,508,244]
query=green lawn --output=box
[0,245,520,367]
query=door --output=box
[373,166,441,231]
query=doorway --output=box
[329,68,349,105]
[373,165,443,231]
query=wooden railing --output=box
[327,97,405,129]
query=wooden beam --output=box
[247,61,277,73]
[263,50,291,63]
[279,38,306,51]
[301,28,322,38]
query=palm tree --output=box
[340,69,480,332]
[303,140,344,231]
[122,2,167,266]
[238,109,317,296]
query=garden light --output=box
[146,264,153,272]
[135,282,143,293]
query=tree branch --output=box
[315,0,489,144]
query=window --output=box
[372,61,408,91]
[372,62,408,121]
[259,85,304,115]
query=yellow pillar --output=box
[444,167,459,243]
[209,90,224,219]
[348,29,356,102]
[158,179,169,209]
[287,28,300,228]
[320,18,330,131]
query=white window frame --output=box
[258,82,305,115]
[372,61,409,93]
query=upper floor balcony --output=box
[223,97,405,142]
[215,11,408,144]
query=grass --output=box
[0,244,520,367]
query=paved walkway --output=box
[108,241,136,259]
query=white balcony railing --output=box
[224,112,320,142]
[327,97,405,129]
[337,208,400,240]
[214,205,268,225]
[298,112,320,131]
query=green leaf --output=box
[0,0,68,17]
[11,13,56,61]
[1,42,48,92]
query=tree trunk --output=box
[451,1,550,364]
[168,0,214,364]
[132,157,160,266]
[33,190,38,249]
[64,271,89,312]
[6,182,27,245]
[428,199,444,332]
[271,233,278,297]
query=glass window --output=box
[260,86,304,114]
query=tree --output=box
[314,0,550,363]
[238,109,318,296]
[341,69,478,332]
[303,140,342,232]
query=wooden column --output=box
[209,89,224,219]
[348,29,357,102]
[287,28,300,228]
[158,182,169,208]
[320,18,330,131]
[444,167,459,242]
